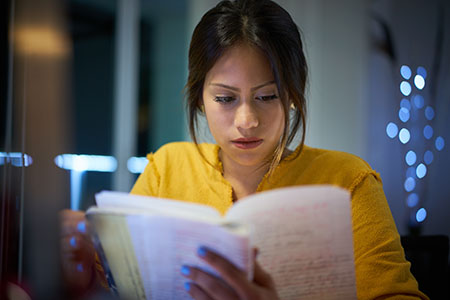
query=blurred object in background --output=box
[1,0,72,298]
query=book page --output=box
[126,215,252,300]
[226,185,357,300]
[87,213,146,300]
[95,191,221,221]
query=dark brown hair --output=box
[185,0,308,174]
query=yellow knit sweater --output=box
[131,142,428,299]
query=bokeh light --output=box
[399,107,410,122]
[424,150,434,165]
[405,150,417,166]
[416,208,427,223]
[423,125,433,139]
[404,177,416,192]
[435,136,445,151]
[425,106,435,120]
[400,81,412,96]
[407,193,419,207]
[386,122,398,138]
[416,163,427,179]
[417,66,427,79]
[400,65,412,80]
[400,98,411,110]
[399,128,410,144]
[413,94,424,108]
[414,75,425,90]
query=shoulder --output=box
[291,145,380,192]
[148,142,218,170]
[301,145,372,171]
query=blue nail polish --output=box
[184,282,191,291]
[70,236,76,247]
[77,221,86,233]
[181,265,190,276]
[197,246,207,257]
[77,264,83,272]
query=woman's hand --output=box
[59,209,96,295]
[181,247,279,300]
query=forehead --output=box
[204,43,274,86]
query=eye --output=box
[256,94,278,101]
[214,96,235,103]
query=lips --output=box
[231,137,263,150]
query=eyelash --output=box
[213,94,278,103]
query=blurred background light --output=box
[400,65,412,80]
[407,193,419,207]
[0,152,33,167]
[416,163,427,179]
[416,66,427,79]
[406,167,416,178]
[405,150,417,166]
[413,94,424,109]
[416,208,427,223]
[400,98,411,110]
[424,150,434,165]
[399,128,411,144]
[414,75,425,90]
[54,154,117,172]
[435,136,445,151]
[400,81,412,96]
[127,156,149,174]
[424,106,435,120]
[404,177,416,192]
[399,107,410,122]
[386,122,398,138]
[423,125,434,139]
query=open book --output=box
[86,185,357,300]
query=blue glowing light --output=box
[413,95,424,109]
[127,157,149,174]
[400,65,412,80]
[407,193,419,207]
[405,150,417,166]
[417,66,427,79]
[399,128,411,144]
[423,125,433,139]
[404,177,416,192]
[435,136,445,151]
[416,163,427,179]
[386,122,398,138]
[400,98,411,110]
[406,167,416,178]
[424,150,434,165]
[0,152,33,167]
[54,154,117,172]
[425,106,435,120]
[398,107,410,123]
[414,75,425,90]
[416,208,427,223]
[400,81,412,96]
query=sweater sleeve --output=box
[130,153,160,197]
[351,172,429,300]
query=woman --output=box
[61,0,428,299]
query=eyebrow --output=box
[210,80,276,92]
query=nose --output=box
[234,101,259,130]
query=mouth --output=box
[231,137,263,150]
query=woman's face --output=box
[202,44,285,169]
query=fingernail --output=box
[76,264,83,272]
[181,265,190,276]
[77,221,86,233]
[197,246,207,257]
[70,236,76,248]
[184,282,191,291]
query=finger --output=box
[253,260,275,289]
[184,282,215,300]
[197,247,250,297]
[181,265,238,300]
